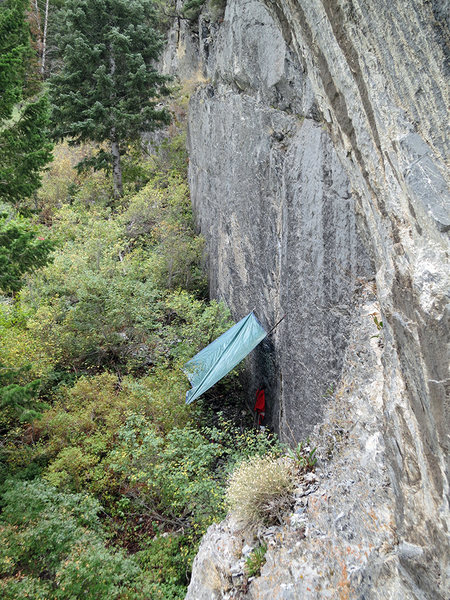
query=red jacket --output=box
[254,389,265,423]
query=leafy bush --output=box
[109,413,283,534]
[109,414,226,529]
[0,576,53,600]
[226,454,294,528]
[202,414,284,473]
[0,480,146,599]
[0,301,57,381]
[181,0,227,22]
[35,141,112,221]
[39,373,142,493]
[0,364,47,424]
[137,534,193,599]
[17,172,212,372]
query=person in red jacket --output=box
[254,388,265,425]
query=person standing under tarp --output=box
[254,388,265,426]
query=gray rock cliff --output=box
[163,0,449,597]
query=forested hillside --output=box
[0,1,286,597]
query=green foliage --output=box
[201,414,284,474]
[182,0,207,20]
[0,212,53,295]
[39,373,141,492]
[181,0,227,21]
[18,169,210,371]
[110,415,225,528]
[137,534,194,598]
[0,95,53,204]
[0,364,48,424]
[120,171,206,293]
[0,577,53,600]
[50,0,170,144]
[245,542,267,577]
[0,300,57,381]
[35,141,113,220]
[373,315,383,330]
[109,413,283,531]
[0,1,53,205]
[371,313,383,338]
[287,439,317,471]
[49,0,171,195]
[0,0,29,121]
[0,480,147,599]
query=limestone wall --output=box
[163,1,449,596]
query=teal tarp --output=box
[184,312,267,404]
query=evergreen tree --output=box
[0,364,47,424]
[0,0,53,205]
[0,0,29,120]
[49,0,170,199]
[0,212,53,295]
[0,95,53,203]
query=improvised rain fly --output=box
[184,311,267,404]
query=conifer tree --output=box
[0,213,53,295]
[0,0,28,120]
[0,0,53,205]
[49,0,170,199]
[0,364,47,424]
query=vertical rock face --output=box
[165,0,449,597]
[256,1,449,596]
[187,0,372,441]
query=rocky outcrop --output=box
[187,0,373,441]
[188,88,374,436]
[186,294,401,599]
[164,0,449,597]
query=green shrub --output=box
[0,363,48,425]
[17,170,214,372]
[54,540,140,600]
[226,454,294,528]
[109,412,284,531]
[38,373,144,494]
[137,534,194,598]
[109,414,226,529]
[0,576,53,600]
[0,480,145,599]
[45,446,100,491]
[0,212,54,296]
[201,414,284,474]
[0,301,56,381]
[245,542,267,577]
[286,439,317,471]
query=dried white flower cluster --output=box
[226,454,294,528]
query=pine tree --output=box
[49,0,170,199]
[0,0,28,120]
[0,0,53,205]
[0,94,53,203]
[0,364,47,424]
[0,212,53,295]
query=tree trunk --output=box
[32,0,43,67]
[111,134,123,199]
[41,0,49,76]
[108,46,122,199]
